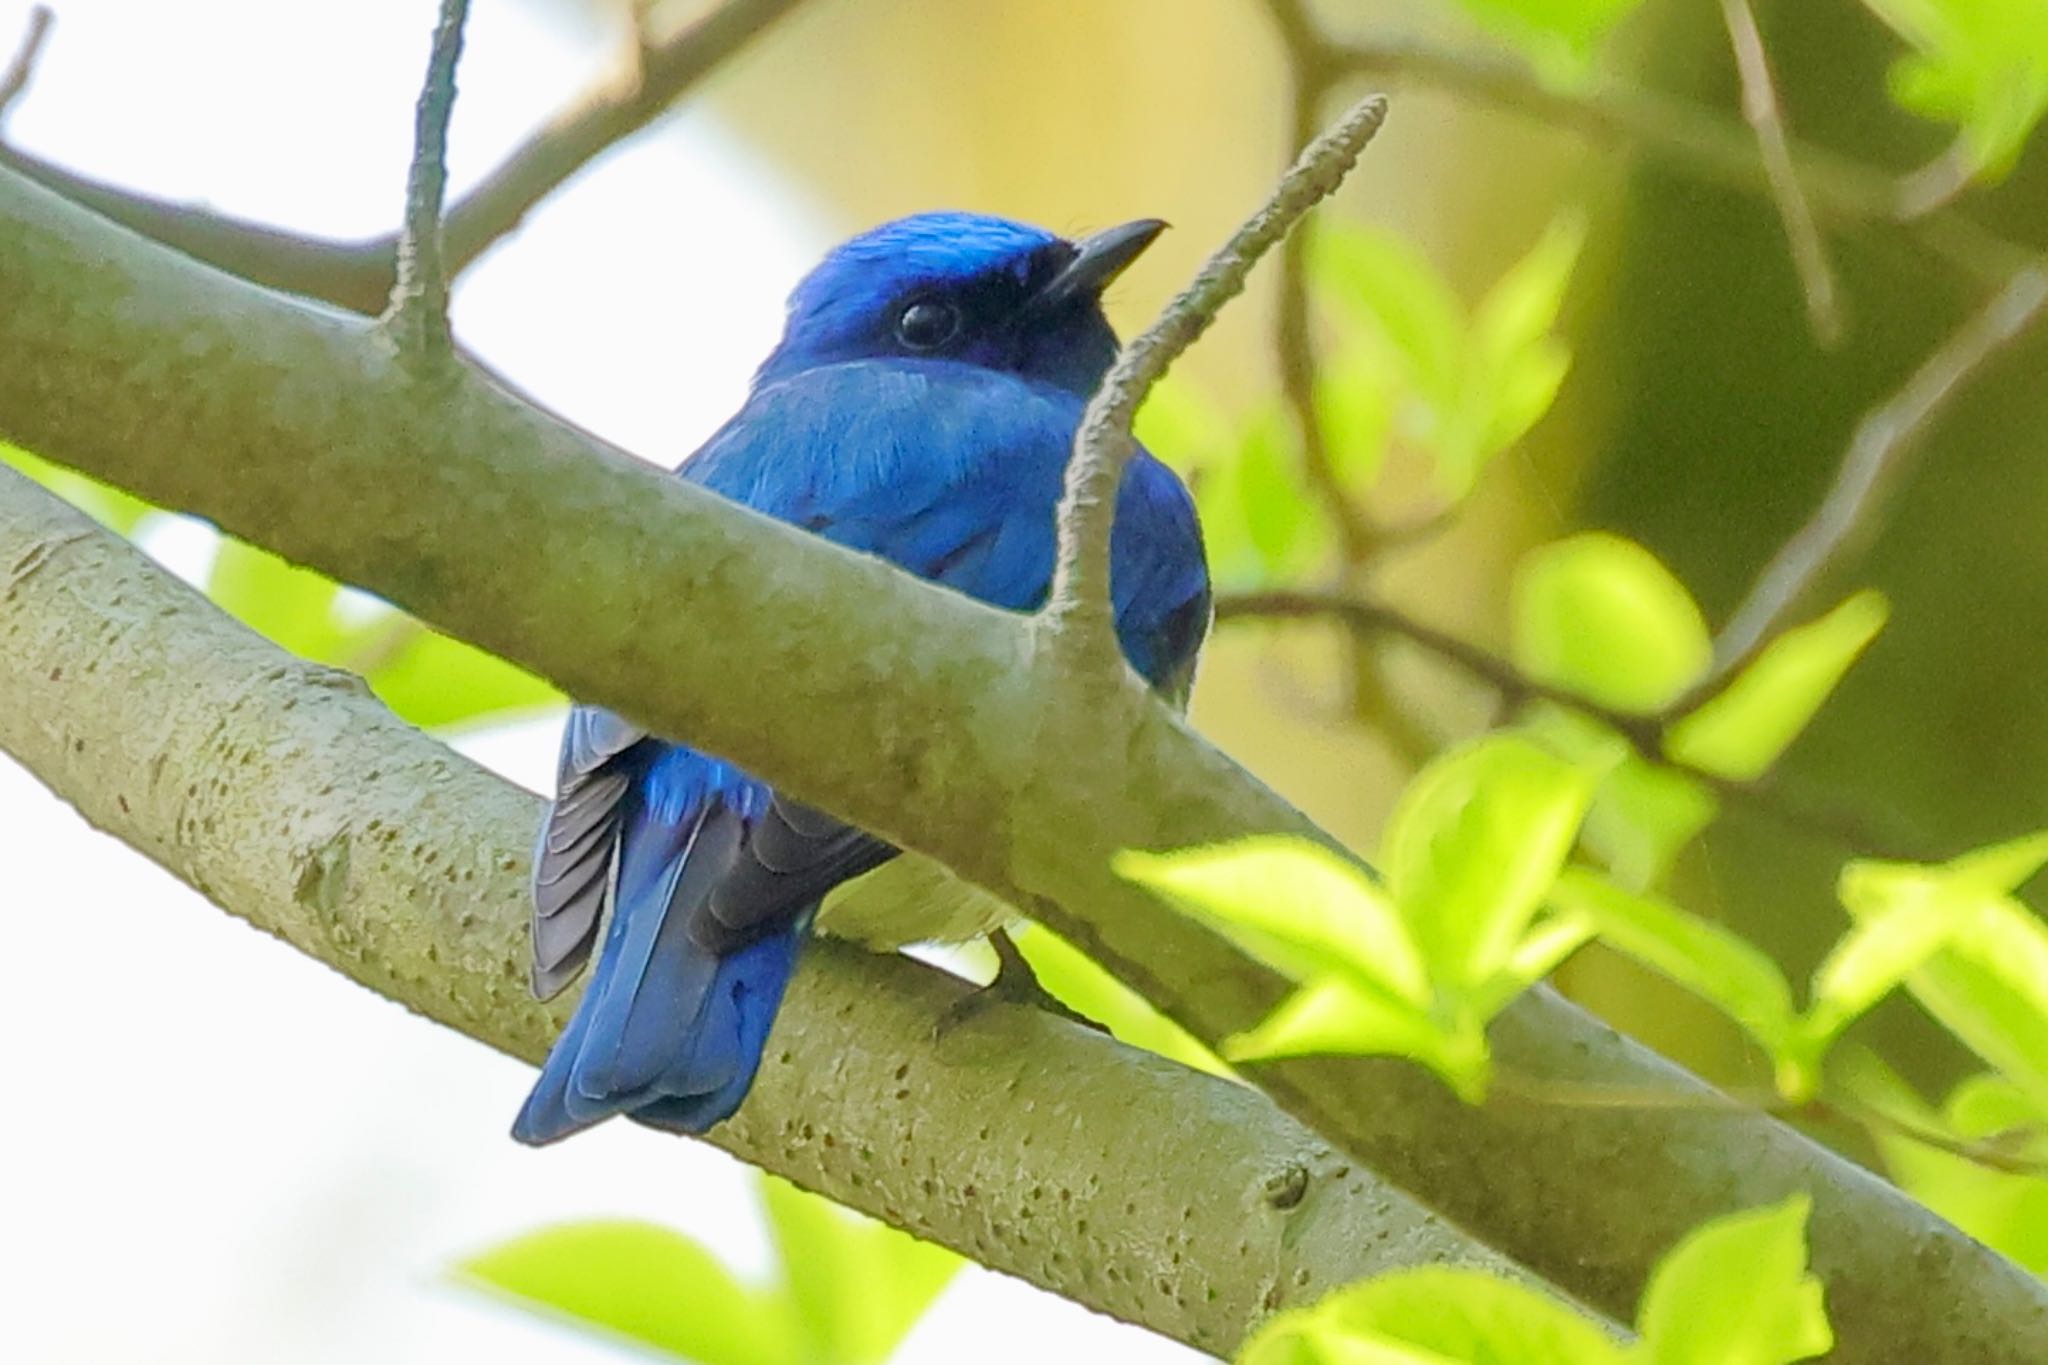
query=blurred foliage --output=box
[459,1173,960,1365]
[205,538,560,730]
[1011,921,1232,1077]
[1238,1195,1828,1364]
[1860,0,2048,179]
[3,444,158,539]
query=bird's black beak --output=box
[1029,218,1168,315]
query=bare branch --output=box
[383,0,470,362]
[1718,0,1842,347]
[439,0,806,274]
[1265,0,1380,567]
[1322,34,2033,288]
[1047,92,1389,655]
[0,0,806,314]
[1702,268,2048,687]
[1895,138,1978,221]
[0,4,50,124]
[1215,588,1938,861]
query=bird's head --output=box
[756,211,1165,396]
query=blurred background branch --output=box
[0,0,807,312]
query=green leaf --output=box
[1446,0,1648,81]
[1862,0,2048,177]
[1472,217,1587,373]
[1314,344,1396,492]
[760,1177,961,1365]
[1511,534,1712,713]
[205,537,558,730]
[458,1219,798,1365]
[1524,705,1718,890]
[1310,223,1465,402]
[1666,592,1888,780]
[1239,1265,1626,1365]
[1012,923,1231,1077]
[1842,856,2048,1109]
[1380,735,1597,988]
[1445,215,1584,493]
[1844,1054,2048,1274]
[1115,838,1429,1007]
[1225,977,1489,1102]
[1943,830,2048,895]
[206,536,358,662]
[3,444,159,538]
[1782,879,1963,1098]
[1634,1195,1831,1365]
[1551,868,1797,1059]
[1237,410,1332,580]
[364,625,561,730]
[1472,910,1597,1017]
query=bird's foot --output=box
[934,928,1103,1037]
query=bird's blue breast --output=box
[682,358,1208,684]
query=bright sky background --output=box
[0,1,1201,1360]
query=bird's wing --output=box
[531,705,649,997]
[667,362,1092,944]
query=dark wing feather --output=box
[699,798,897,951]
[531,706,648,999]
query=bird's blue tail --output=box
[513,792,809,1146]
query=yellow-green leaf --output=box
[1224,977,1489,1102]
[1239,1265,1625,1365]
[1012,923,1230,1077]
[760,1177,960,1365]
[1633,1195,1832,1365]
[1511,534,1711,713]
[1380,735,1597,988]
[1551,868,1797,1059]
[458,1219,798,1365]
[1117,838,1428,1007]
[1667,592,1887,780]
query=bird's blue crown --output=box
[757,211,1149,395]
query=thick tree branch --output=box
[0,0,806,314]
[2,161,2043,1361]
[0,468,1532,1354]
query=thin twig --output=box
[1895,139,1977,221]
[1494,1071,2048,1178]
[1323,34,2035,288]
[1047,93,1390,657]
[1719,0,1842,347]
[1265,0,1377,565]
[1697,268,2048,689]
[383,0,470,362]
[0,0,806,314]
[1217,587,1936,860]
[0,4,51,124]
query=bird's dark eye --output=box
[894,299,960,350]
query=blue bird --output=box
[514,212,1211,1145]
